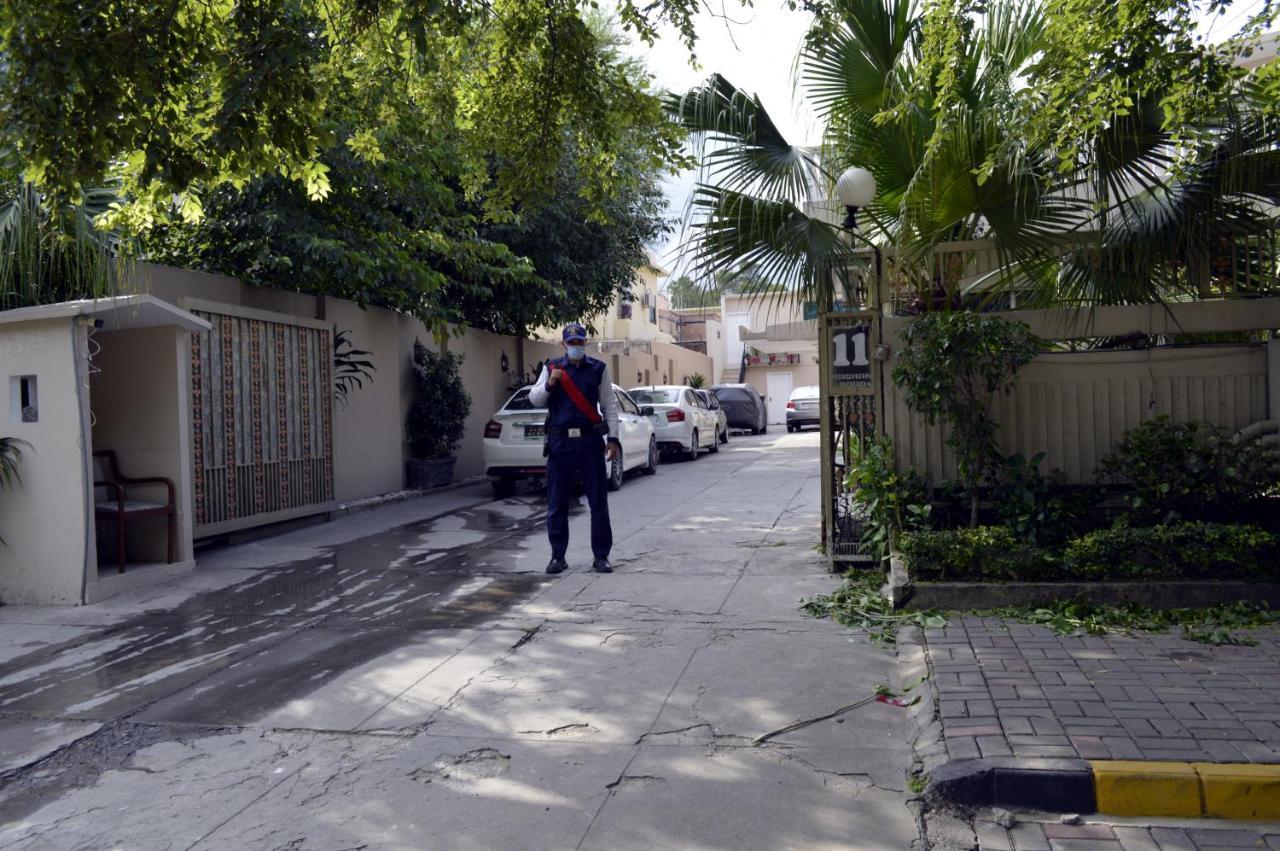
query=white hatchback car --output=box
[482,384,659,498]
[627,385,723,460]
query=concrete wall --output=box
[603,340,716,391]
[0,318,92,604]
[90,326,196,564]
[136,264,708,506]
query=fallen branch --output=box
[751,696,877,746]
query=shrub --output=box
[899,527,1059,582]
[405,342,471,460]
[993,452,1095,546]
[845,435,932,560]
[1063,523,1280,581]
[899,522,1280,583]
[1100,416,1279,524]
[892,312,1042,526]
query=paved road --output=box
[0,431,923,850]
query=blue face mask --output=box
[566,345,586,361]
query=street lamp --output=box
[832,166,882,307]
[835,166,876,230]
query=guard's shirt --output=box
[529,356,619,440]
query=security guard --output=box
[529,324,620,574]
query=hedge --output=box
[899,523,1280,583]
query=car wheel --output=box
[643,437,658,475]
[607,452,624,491]
[686,429,700,461]
[761,423,768,434]
[750,426,760,435]
[709,427,720,453]
[720,427,729,445]
[492,477,517,499]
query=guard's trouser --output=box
[545,435,612,561]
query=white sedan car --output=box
[482,384,659,498]
[627,385,723,460]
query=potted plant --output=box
[405,341,471,489]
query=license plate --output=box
[523,424,545,439]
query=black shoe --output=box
[592,558,613,574]
[546,558,568,575]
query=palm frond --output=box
[684,186,864,312]
[666,74,827,203]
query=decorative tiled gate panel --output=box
[187,301,334,536]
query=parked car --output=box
[786,385,821,432]
[710,384,767,435]
[627,385,722,460]
[693,390,729,444]
[482,384,659,498]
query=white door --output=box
[726,312,751,369]
[765,372,793,424]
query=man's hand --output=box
[548,367,564,386]
[604,442,620,461]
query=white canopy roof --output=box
[0,294,210,332]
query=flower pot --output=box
[406,456,456,489]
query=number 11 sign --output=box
[831,326,872,388]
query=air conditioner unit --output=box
[622,347,631,356]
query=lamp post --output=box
[819,166,883,567]
[834,166,882,308]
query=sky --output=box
[622,0,1273,282]
[619,2,818,276]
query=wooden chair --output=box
[92,450,176,573]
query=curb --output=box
[333,477,489,516]
[927,757,1280,820]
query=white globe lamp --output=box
[835,166,876,229]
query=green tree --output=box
[141,16,671,337]
[0,0,701,222]
[669,0,1280,310]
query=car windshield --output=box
[503,388,542,411]
[792,386,820,400]
[629,388,679,404]
[713,387,754,402]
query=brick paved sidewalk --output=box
[973,813,1280,850]
[926,617,1280,764]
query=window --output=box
[649,307,657,324]
[630,388,679,404]
[686,391,703,408]
[9,375,37,423]
[619,302,633,319]
[616,390,639,416]
[502,388,540,411]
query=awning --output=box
[739,320,819,355]
[0,294,211,332]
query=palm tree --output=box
[666,0,1280,310]
[0,178,125,310]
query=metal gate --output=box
[185,299,335,537]
[819,309,883,567]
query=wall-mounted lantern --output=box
[500,351,509,373]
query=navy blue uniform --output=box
[539,356,613,561]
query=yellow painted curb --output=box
[1194,763,1280,820]
[1090,760,1202,817]
[1090,760,1280,819]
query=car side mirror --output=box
[640,406,655,417]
